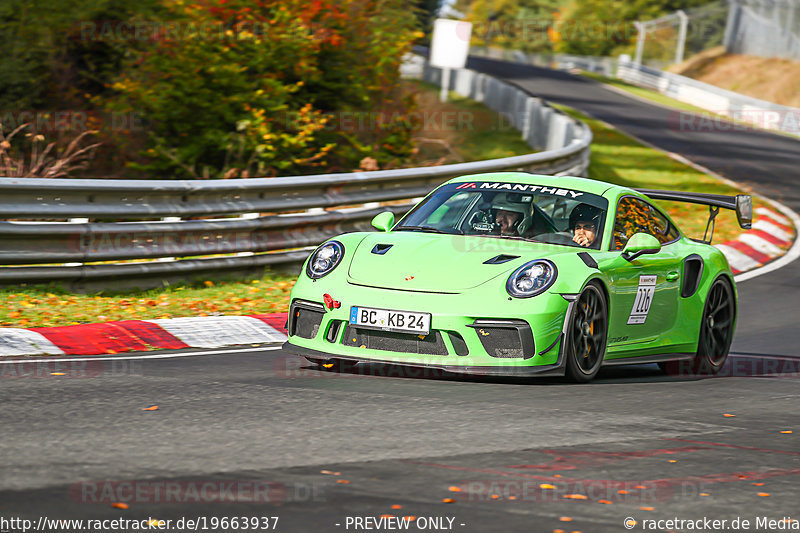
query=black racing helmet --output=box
[569,203,602,230]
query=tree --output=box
[103,0,421,178]
[0,0,166,111]
[554,0,712,57]
[457,0,566,53]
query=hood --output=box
[346,232,570,292]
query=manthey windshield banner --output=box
[454,181,586,199]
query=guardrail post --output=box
[634,21,645,65]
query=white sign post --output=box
[429,19,472,102]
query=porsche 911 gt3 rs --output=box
[282,172,752,382]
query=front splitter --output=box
[282,341,566,377]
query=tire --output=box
[694,277,735,374]
[564,282,608,383]
[305,357,358,372]
[660,277,735,377]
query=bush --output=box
[103,0,421,178]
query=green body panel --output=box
[286,172,739,371]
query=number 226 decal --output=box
[628,275,657,325]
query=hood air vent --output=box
[371,244,393,255]
[483,254,520,265]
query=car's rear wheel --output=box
[565,282,608,383]
[695,277,735,374]
[661,277,735,376]
[305,357,359,372]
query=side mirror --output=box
[371,211,395,232]
[622,232,661,261]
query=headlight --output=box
[306,241,345,279]
[506,260,557,298]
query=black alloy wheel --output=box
[660,277,735,377]
[565,282,608,383]
[694,277,735,374]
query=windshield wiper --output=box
[397,226,463,235]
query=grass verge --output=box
[580,71,710,115]
[408,80,534,164]
[0,276,297,328]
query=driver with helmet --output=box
[569,203,602,247]
[491,194,532,236]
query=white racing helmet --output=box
[491,193,533,235]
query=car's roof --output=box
[446,172,624,197]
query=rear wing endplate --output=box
[635,189,752,244]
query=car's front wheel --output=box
[564,282,608,383]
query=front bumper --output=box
[282,340,566,376]
[283,280,573,375]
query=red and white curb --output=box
[0,314,288,357]
[715,207,795,275]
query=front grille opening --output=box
[447,331,469,356]
[326,320,344,343]
[342,325,448,355]
[290,305,324,339]
[475,326,525,358]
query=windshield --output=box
[396,181,609,249]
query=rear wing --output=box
[635,189,752,244]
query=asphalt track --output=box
[1,56,799,533]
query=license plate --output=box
[349,306,431,335]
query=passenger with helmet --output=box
[491,193,532,236]
[569,203,602,247]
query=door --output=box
[604,197,683,349]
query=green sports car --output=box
[282,172,752,382]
